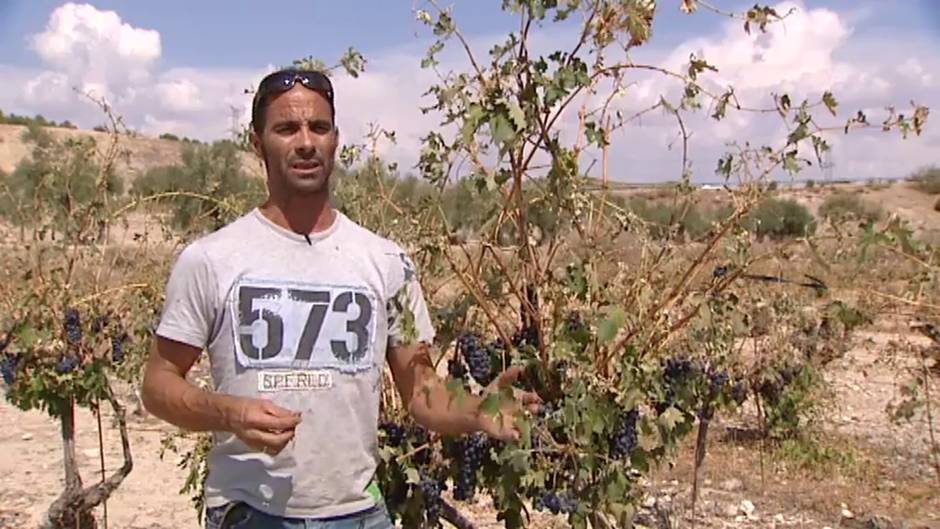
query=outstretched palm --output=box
[476,365,542,442]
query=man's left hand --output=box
[476,366,543,443]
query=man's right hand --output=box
[227,398,302,456]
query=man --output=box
[140,68,539,529]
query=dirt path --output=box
[0,397,197,529]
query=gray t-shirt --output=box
[155,208,435,518]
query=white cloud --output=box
[29,2,160,95]
[591,0,939,183]
[897,58,934,88]
[155,79,204,113]
[22,71,72,106]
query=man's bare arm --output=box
[140,336,301,453]
[140,336,239,431]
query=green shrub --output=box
[626,197,713,240]
[0,109,77,129]
[818,192,882,223]
[1,127,123,237]
[745,197,816,240]
[159,133,180,141]
[908,166,940,194]
[131,140,264,233]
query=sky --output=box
[0,0,938,184]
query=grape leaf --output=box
[507,101,526,132]
[822,91,838,116]
[480,392,502,416]
[597,306,626,343]
[490,113,516,146]
[658,407,684,431]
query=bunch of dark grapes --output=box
[713,264,729,278]
[778,365,800,385]
[730,381,748,404]
[447,353,468,381]
[417,476,443,526]
[707,368,730,396]
[534,490,577,515]
[564,312,585,335]
[379,422,406,447]
[610,408,639,459]
[56,354,79,374]
[63,308,82,346]
[410,425,431,465]
[759,364,801,401]
[663,356,696,383]
[111,332,127,364]
[90,314,110,334]
[458,333,493,386]
[453,433,487,501]
[656,355,698,413]
[1,354,18,385]
[511,325,540,350]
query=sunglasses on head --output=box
[252,70,335,123]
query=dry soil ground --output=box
[1,323,938,529]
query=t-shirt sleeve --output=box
[386,251,435,348]
[155,242,218,350]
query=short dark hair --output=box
[250,68,335,135]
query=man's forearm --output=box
[141,369,239,433]
[407,375,483,436]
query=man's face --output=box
[251,85,338,197]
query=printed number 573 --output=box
[237,286,373,363]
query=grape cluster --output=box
[534,490,577,515]
[91,314,109,334]
[458,333,493,386]
[56,354,79,374]
[779,365,800,385]
[417,477,443,526]
[713,264,729,278]
[708,368,730,396]
[511,325,540,350]
[410,425,431,465]
[730,381,747,404]
[453,433,487,501]
[564,312,585,335]
[379,422,406,447]
[111,333,126,364]
[447,354,468,381]
[1,354,18,385]
[610,408,639,459]
[663,356,696,382]
[63,308,82,346]
[758,364,801,401]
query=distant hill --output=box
[0,123,265,183]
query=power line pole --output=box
[229,105,243,141]
[821,146,834,183]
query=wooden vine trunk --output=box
[42,393,133,529]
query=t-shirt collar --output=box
[251,207,344,244]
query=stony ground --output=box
[1,328,938,529]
